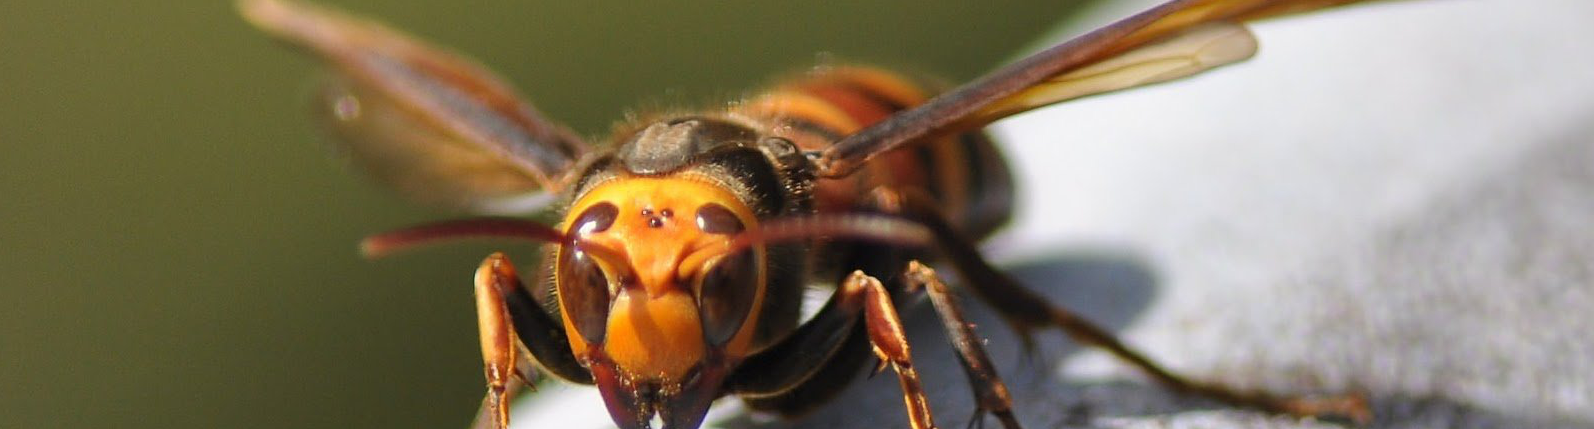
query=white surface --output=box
[996,0,1594,422]
[513,0,1594,427]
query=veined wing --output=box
[816,0,1387,177]
[240,0,587,213]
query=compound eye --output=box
[695,203,744,234]
[695,249,758,346]
[571,202,618,236]
[558,202,619,345]
[557,249,610,345]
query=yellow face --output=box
[555,174,765,383]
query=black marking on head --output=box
[569,115,816,225]
[691,147,787,218]
[616,117,758,175]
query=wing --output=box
[813,0,1386,178]
[240,0,587,214]
[969,22,1258,125]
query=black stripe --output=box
[697,146,788,218]
[834,79,911,113]
[958,131,1015,238]
[961,133,987,208]
[914,142,944,203]
[779,116,846,142]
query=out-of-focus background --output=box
[7,1,1594,429]
[0,0,1090,428]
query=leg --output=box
[468,376,527,429]
[472,253,525,429]
[471,253,594,429]
[903,261,1023,429]
[737,325,872,418]
[729,271,940,429]
[851,271,939,429]
[887,189,1371,423]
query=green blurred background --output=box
[0,1,1093,427]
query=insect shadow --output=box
[718,249,1576,429]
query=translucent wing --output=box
[815,0,1387,177]
[968,23,1258,125]
[240,0,586,213]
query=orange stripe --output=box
[800,83,897,128]
[739,66,1002,230]
[827,66,930,108]
[738,90,860,135]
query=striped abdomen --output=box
[736,67,1015,239]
